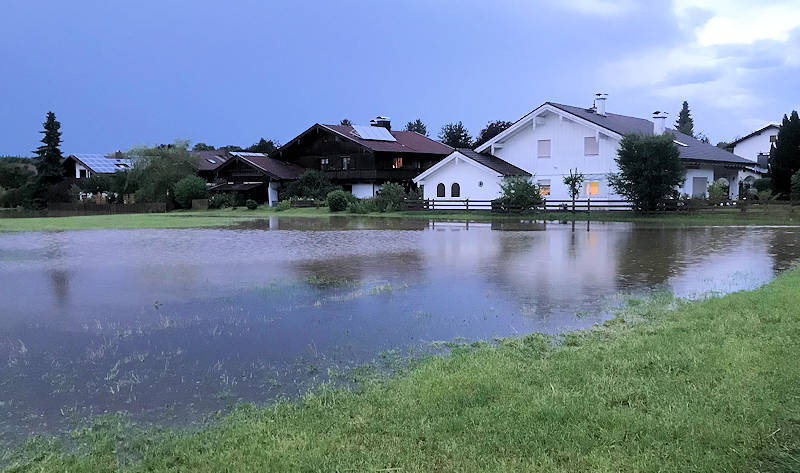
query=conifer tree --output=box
[34,111,65,186]
[769,111,800,197]
[675,101,694,136]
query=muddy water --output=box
[0,217,798,443]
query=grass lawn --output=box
[0,204,798,232]
[4,268,800,472]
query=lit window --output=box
[393,157,403,169]
[451,183,460,197]
[436,183,445,197]
[538,179,551,196]
[320,158,329,167]
[585,181,599,196]
[342,157,351,170]
[770,135,777,143]
[584,136,599,156]
[537,139,551,158]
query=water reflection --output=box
[0,219,797,443]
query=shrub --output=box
[347,198,378,214]
[757,190,774,203]
[245,199,258,210]
[753,178,772,193]
[495,176,542,211]
[375,182,406,212]
[283,170,339,200]
[608,133,685,211]
[792,170,800,201]
[326,190,351,212]
[707,182,728,203]
[173,175,208,209]
[276,200,292,211]
[209,193,235,209]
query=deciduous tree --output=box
[474,120,512,148]
[438,122,472,148]
[404,119,428,136]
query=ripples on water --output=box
[0,217,798,443]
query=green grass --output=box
[5,269,800,472]
[0,204,798,232]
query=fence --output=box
[47,202,167,216]
[404,198,636,212]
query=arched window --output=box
[436,183,445,197]
[451,183,460,198]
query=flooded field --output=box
[1,216,798,445]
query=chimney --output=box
[652,111,667,135]
[594,93,608,116]
[370,116,391,130]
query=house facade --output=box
[730,123,779,163]
[274,117,452,198]
[413,148,530,202]
[467,96,755,201]
[209,151,304,206]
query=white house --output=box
[413,148,530,202]
[418,95,756,203]
[728,123,777,189]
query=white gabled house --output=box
[413,148,530,201]
[728,123,777,189]
[417,95,758,203]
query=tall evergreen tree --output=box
[769,111,800,197]
[675,101,694,136]
[404,119,428,136]
[438,121,472,148]
[34,111,64,186]
[474,120,513,148]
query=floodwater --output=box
[0,216,798,444]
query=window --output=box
[392,157,403,169]
[451,183,460,197]
[585,181,599,196]
[436,183,445,197]
[538,179,551,196]
[342,157,351,170]
[79,169,87,178]
[320,158,329,166]
[537,139,551,158]
[584,136,599,156]
[770,135,778,143]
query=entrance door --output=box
[692,177,708,198]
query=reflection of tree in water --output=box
[271,216,429,232]
[612,226,747,288]
[49,270,70,307]
[768,229,800,273]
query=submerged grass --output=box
[0,204,798,232]
[5,269,800,472]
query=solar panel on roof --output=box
[71,154,133,173]
[351,125,397,142]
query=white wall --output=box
[681,168,714,198]
[491,111,623,200]
[417,157,504,201]
[268,181,279,206]
[74,163,90,179]
[352,183,375,198]
[733,126,778,161]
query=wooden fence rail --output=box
[404,199,637,212]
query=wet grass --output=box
[5,269,800,472]
[1,204,798,232]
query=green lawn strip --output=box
[5,270,800,472]
[1,205,799,232]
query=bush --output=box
[276,200,292,211]
[707,182,728,203]
[495,176,542,211]
[375,182,406,212]
[245,199,258,210]
[283,170,339,200]
[209,193,235,209]
[326,190,351,212]
[347,198,378,214]
[792,170,800,201]
[173,175,208,209]
[753,178,772,193]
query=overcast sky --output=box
[2,0,799,155]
